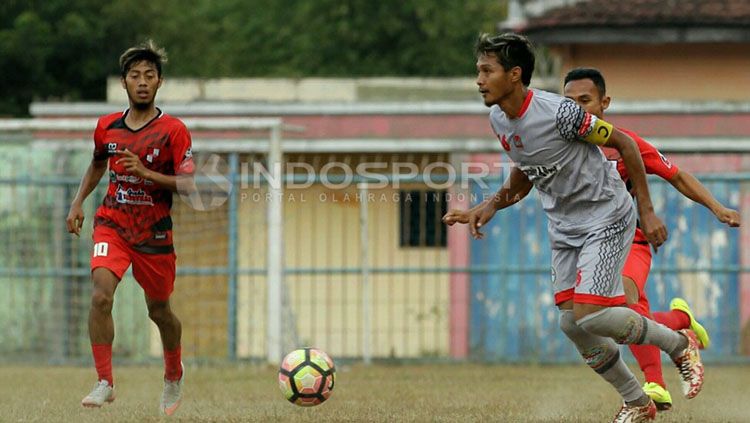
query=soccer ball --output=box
[278,347,336,406]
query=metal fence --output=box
[0,143,748,365]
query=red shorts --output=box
[622,241,652,306]
[91,225,176,301]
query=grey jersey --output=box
[489,89,632,243]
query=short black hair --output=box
[564,68,606,97]
[119,39,167,78]
[475,33,535,86]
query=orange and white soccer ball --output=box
[278,347,336,406]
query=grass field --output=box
[1,363,748,422]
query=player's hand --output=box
[448,202,497,240]
[715,207,741,227]
[66,203,85,237]
[442,209,472,226]
[116,149,150,179]
[640,211,668,252]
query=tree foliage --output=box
[0,0,505,116]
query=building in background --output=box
[4,0,748,362]
[509,0,750,354]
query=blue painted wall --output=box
[469,177,740,363]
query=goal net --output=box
[0,117,293,364]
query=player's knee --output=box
[91,291,113,313]
[147,303,171,324]
[559,309,582,337]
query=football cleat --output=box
[670,297,710,349]
[642,382,672,411]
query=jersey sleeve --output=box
[628,131,679,179]
[92,119,108,161]
[171,122,195,175]
[555,98,614,145]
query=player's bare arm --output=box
[604,129,668,250]
[116,148,180,192]
[443,167,532,239]
[668,169,741,227]
[66,158,108,236]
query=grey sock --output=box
[559,309,643,402]
[577,307,687,359]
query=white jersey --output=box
[489,89,633,243]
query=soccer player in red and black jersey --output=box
[564,67,740,411]
[66,40,194,415]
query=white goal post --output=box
[0,116,296,365]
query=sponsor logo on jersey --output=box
[512,135,524,149]
[115,184,154,206]
[107,143,118,155]
[519,164,560,179]
[109,171,152,185]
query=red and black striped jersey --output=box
[92,108,194,251]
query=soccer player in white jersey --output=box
[443,33,704,423]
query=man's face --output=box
[476,53,514,107]
[121,60,162,109]
[563,78,609,118]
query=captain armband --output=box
[581,116,614,145]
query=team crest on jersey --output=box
[115,184,154,206]
[497,134,523,151]
[497,134,510,151]
[146,147,161,163]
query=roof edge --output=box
[29,100,750,117]
[523,25,750,44]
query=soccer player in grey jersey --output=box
[443,33,704,423]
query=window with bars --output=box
[399,190,447,248]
